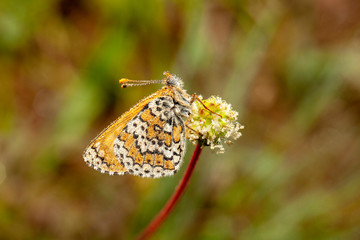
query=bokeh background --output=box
[1,0,360,239]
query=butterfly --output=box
[83,72,192,178]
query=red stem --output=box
[137,144,203,240]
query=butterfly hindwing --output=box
[113,96,186,178]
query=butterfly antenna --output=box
[119,78,163,88]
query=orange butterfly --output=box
[83,72,192,178]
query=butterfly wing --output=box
[83,88,169,175]
[83,87,187,178]
[114,95,187,178]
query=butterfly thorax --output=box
[162,85,192,119]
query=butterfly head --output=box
[163,71,184,88]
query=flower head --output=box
[186,96,244,153]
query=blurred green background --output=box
[1,0,360,239]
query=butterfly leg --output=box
[190,94,222,118]
[185,123,201,135]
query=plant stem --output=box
[137,143,203,240]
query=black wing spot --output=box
[163,102,171,108]
[166,118,172,125]
[142,104,149,110]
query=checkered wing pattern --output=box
[114,96,186,178]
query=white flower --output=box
[186,96,244,154]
